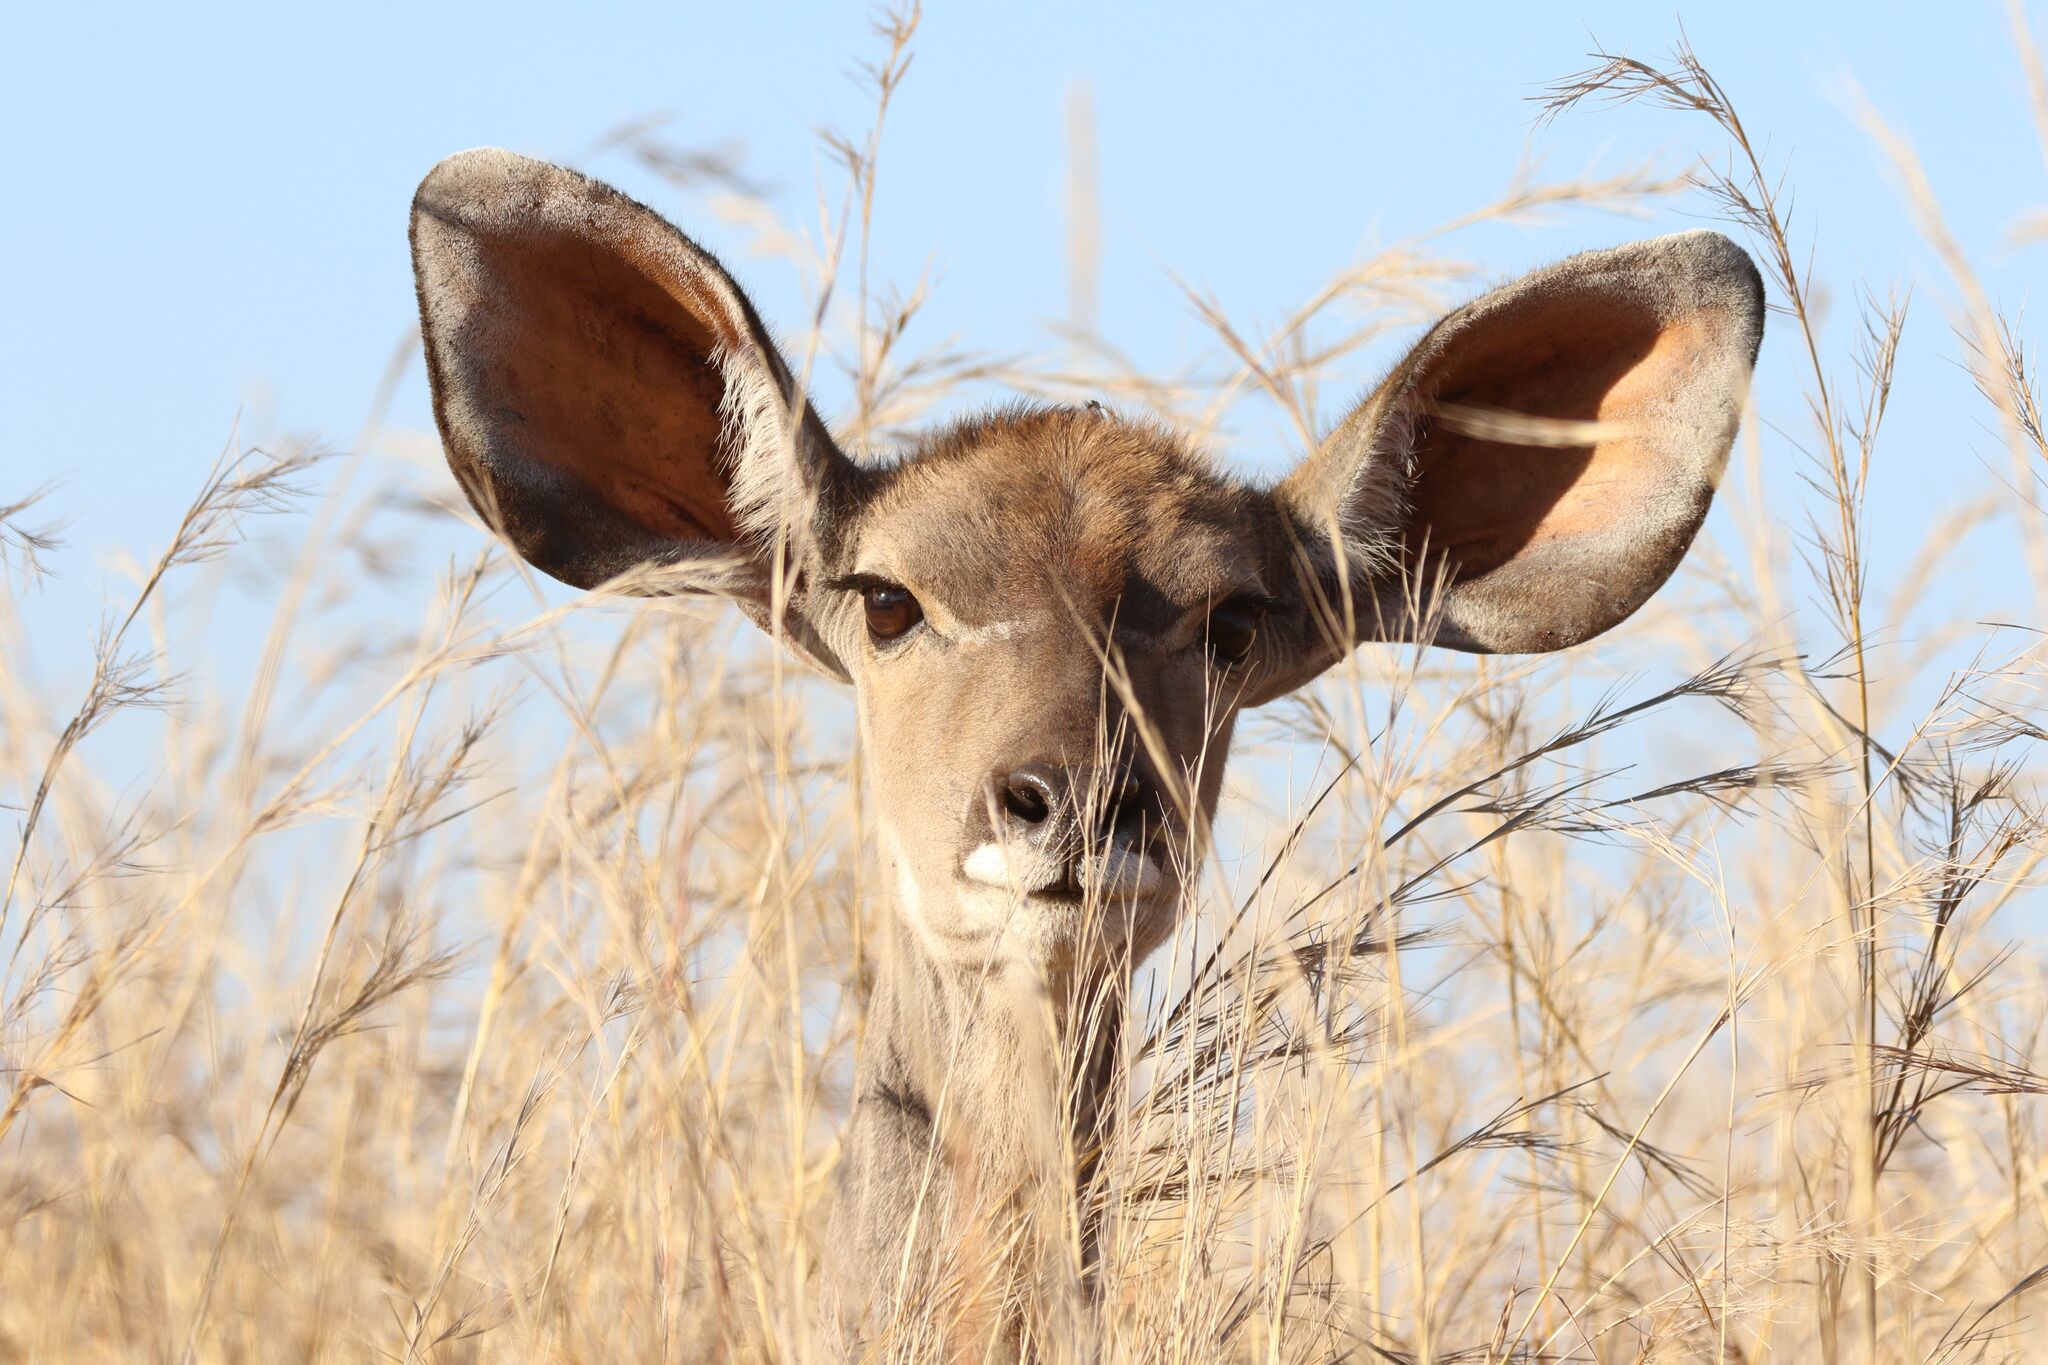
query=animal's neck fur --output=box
[827,898,1124,1354]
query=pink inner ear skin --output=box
[1405,294,1675,584]
[468,227,744,546]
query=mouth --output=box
[1028,867,1087,904]
[960,840,1166,902]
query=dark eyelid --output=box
[826,572,907,595]
[1168,590,1273,644]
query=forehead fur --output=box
[853,404,1269,628]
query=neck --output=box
[826,896,1125,1352]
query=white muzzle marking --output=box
[961,840,1164,899]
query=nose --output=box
[993,761,1157,846]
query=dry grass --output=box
[4,17,2048,1364]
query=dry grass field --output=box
[3,18,2047,1364]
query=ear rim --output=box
[409,147,859,682]
[1268,228,1764,677]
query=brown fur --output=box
[409,148,1765,1359]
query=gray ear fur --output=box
[1277,229,1764,658]
[410,147,854,678]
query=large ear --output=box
[410,147,857,676]
[1270,229,1763,675]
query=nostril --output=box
[1000,765,1060,826]
[1004,781,1049,825]
[1097,772,1155,840]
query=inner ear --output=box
[474,226,744,548]
[1406,290,1675,582]
[1269,229,1764,670]
[411,148,850,596]
[412,149,861,681]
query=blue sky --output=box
[3,1,2040,676]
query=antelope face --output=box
[409,148,1764,981]
[820,409,1278,969]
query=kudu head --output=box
[410,146,1762,1344]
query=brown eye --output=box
[862,582,923,641]
[1204,597,1266,666]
